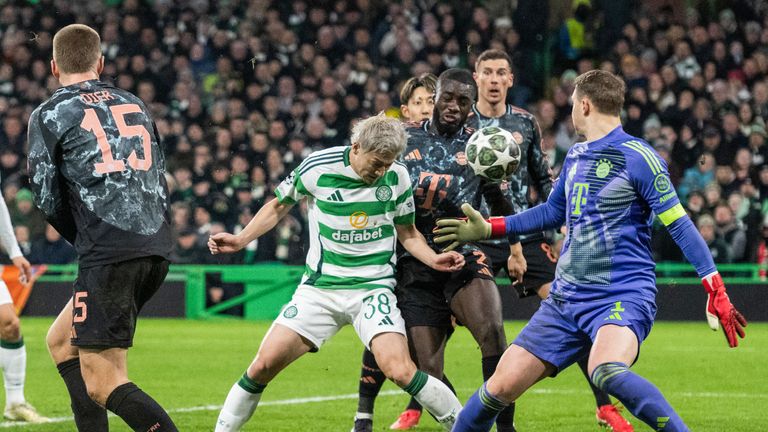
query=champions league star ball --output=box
[465,126,521,182]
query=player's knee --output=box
[248,357,278,384]
[378,357,416,386]
[473,321,506,353]
[0,314,20,341]
[85,382,109,407]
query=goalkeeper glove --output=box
[702,272,747,348]
[433,203,507,251]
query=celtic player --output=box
[435,70,747,432]
[209,114,463,431]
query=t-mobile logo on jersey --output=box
[570,182,589,215]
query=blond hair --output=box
[351,112,407,157]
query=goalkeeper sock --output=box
[215,373,266,432]
[576,356,611,407]
[1,338,26,406]
[356,349,386,419]
[105,382,178,431]
[482,355,515,432]
[452,382,507,432]
[403,370,461,429]
[592,362,688,431]
[57,358,108,431]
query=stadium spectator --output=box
[27,224,76,265]
[7,189,45,241]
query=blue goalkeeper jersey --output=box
[547,126,684,303]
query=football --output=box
[465,126,522,182]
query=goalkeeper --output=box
[435,70,747,432]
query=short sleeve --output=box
[274,169,310,205]
[392,164,415,225]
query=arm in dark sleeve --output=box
[527,116,553,199]
[27,109,77,244]
[480,180,519,243]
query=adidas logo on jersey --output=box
[404,149,422,161]
[378,316,394,326]
[327,190,344,202]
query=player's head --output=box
[474,49,513,105]
[434,68,477,135]
[571,69,625,134]
[349,113,407,184]
[400,73,437,122]
[52,24,104,79]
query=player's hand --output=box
[430,251,465,272]
[702,272,747,348]
[11,256,31,284]
[434,203,491,251]
[507,245,527,286]
[208,232,244,255]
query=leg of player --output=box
[391,326,449,430]
[450,278,515,432]
[216,323,313,432]
[535,284,633,432]
[79,347,177,431]
[354,348,387,430]
[46,299,107,431]
[453,344,555,432]
[0,302,46,423]
[588,325,689,431]
[391,328,458,431]
[370,332,461,431]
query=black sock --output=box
[56,358,108,432]
[105,382,178,432]
[357,349,387,416]
[577,356,611,407]
[483,355,515,432]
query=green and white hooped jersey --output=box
[274,146,415,290]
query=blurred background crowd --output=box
[3,0,768,273]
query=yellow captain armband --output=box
[657,203,687,226]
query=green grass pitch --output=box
[3,318,765,431]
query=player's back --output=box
[28,80,171,267]
[552,126,677,304]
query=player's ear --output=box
[582,96,591,116]
[50,59,59,79]
[96,56,105,75]
[508,73,514,88]
[400,105,410,120]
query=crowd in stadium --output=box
[2,0,768,269]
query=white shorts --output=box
[0,281,11,306]
[273,285,406,350]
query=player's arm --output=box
[210,169,304,254]
[26,108,77,243]
[209,197,293,254]
[396,224,464,272]
[0,196,30,283]
[527,116,553,199]
[628,143,747,347]
[434,159,569,250]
